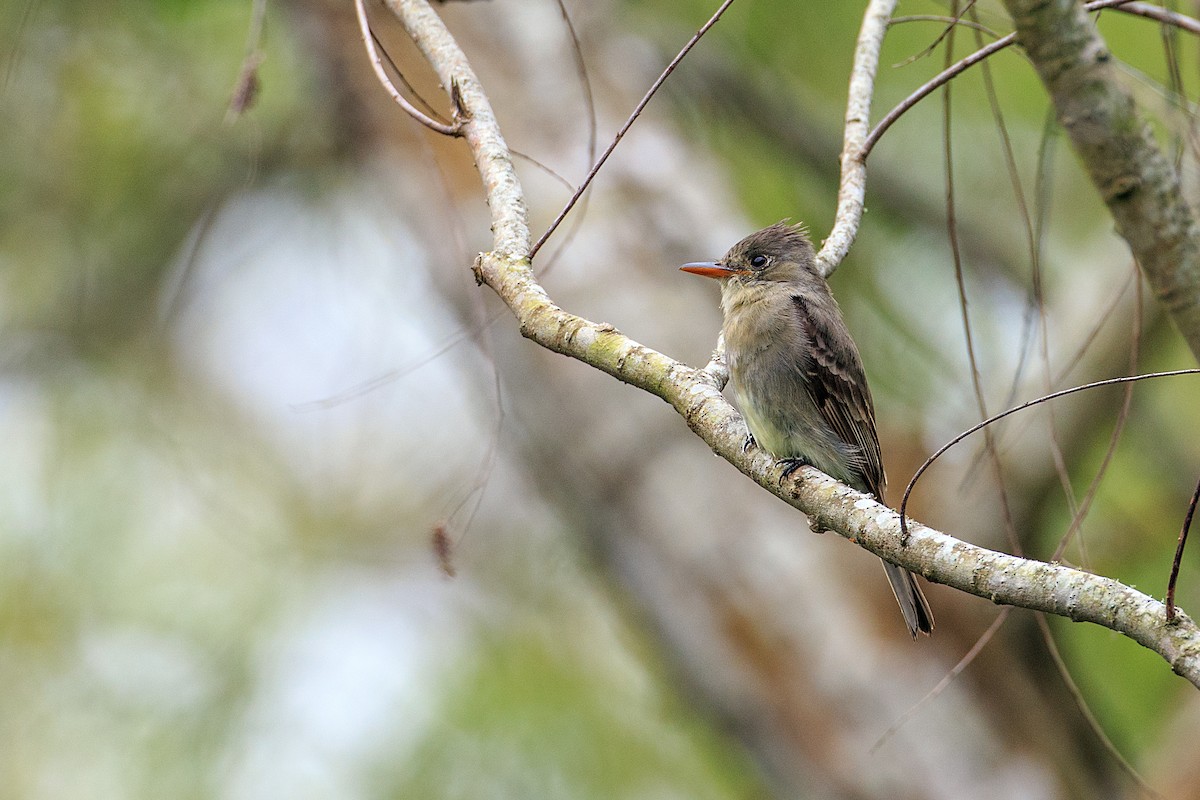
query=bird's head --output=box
[680,222,817,285]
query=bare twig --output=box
[889,14,1000,41]
[1050,265,1143,562]
[888,1,982,68]
[1167,475,1200,622]
[372,27,454,123]
[870,607,1011,752]
[1098,0,1200,35]
[357,0,462,136]
[971,5,1079,559]
[941,2,1023,554]
[552,0,597,168]
[385,0,528,254]
[864,33,1014,159]
[528,0,738,260]
[532,0,600,280]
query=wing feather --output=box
[792,294,885,499]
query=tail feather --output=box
[881,560,934,638]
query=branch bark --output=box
[1003,0,1200,362]
[385,0,1200,687]
[817,0,896,277]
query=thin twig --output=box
[939,3,1024,554]
[1008,0,1200,360]
[533,0,599,281]
[1167,475,1200,622]
[1154,6,1200,168]
[870,607,1010,753]
[386,0,529,254]
[511,149,575,192]
[528,0,738,260]
[371,29,453,123]
[864,33,1013,159]
[226,0,268,120]
[356,0,462,136]
[960,4,1027,556]
[976,262,1139,484]
[1050,264,1142,562]
[1103,0,1200,34]
[553,0,597,168]
[292,308,506,411]
[901,370,1200,541]
[888,1,982,69]
[972,3,1076,558]
[889,13,1000,41]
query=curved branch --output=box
[864,32,1015,159]
[1003,0,1200,362]
[357,0,462,136]
[384,0,1200,687]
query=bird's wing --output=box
[792,294,886,498]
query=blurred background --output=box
[3,0,1200,797]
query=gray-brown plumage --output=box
[681,222,933,638]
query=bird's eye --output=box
[749,254,768,268]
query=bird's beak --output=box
[679,261,745,279]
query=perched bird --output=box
[681,222,933,637]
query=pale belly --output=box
[728,342,860,490]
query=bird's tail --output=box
[881,560,934,638]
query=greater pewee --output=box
[681,222,934,637]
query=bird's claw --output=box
[742,433,757,454]
[777,457,810,487]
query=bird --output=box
[680,221,933,637]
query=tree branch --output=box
[384,0,1200,687]
[382,0,530,258]
[1003,0,1200,362]
[816,0,897,277]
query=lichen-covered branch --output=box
[385,0,1200,687]
[1003,0,1200,362]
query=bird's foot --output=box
[742,432,757,454]
[777,457,810,487]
